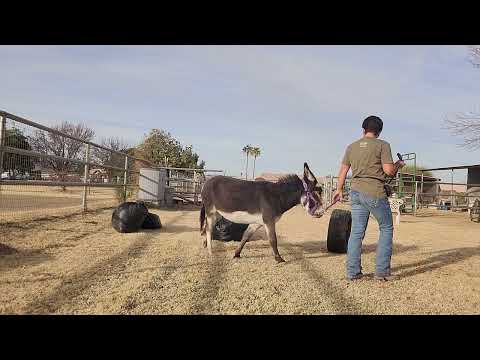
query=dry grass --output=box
[1,204,480,314]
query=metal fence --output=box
[321,174,480,216]
[0,110,222,224]
[163,167,224,204]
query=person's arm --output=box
[383,161,405,177]
[332,147,351,203]
[382,143,404,177]
[336,163,350,196]
[382,162,395,176]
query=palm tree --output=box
[242,145,252,180]
[251,147,261,180]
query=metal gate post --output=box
[420,172,424,209]
[82,144,90,212]
[0,115,6,196]
[123,155,128,202]
[414,180,418,216]
[0,115,5,177]
[451,169,454,209]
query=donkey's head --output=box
[300,162,323,217]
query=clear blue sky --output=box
[1,45,479,182]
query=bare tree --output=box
[443,46,480,149]
[92,136,131,183]
[93,137,130,166]
[30,121,95,186]
[444,112,480,150]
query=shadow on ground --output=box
[0,246,54,271]
[159,224,198,234]
[392,246,480,278]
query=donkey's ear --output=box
[303,162,317,184]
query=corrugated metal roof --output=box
[255,173,289,182]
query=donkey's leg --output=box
[234,224,261,258]
[205,212,218,255]
[265,222,285,263]
[233,233,249,258]
[202,217,208,248]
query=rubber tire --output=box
[212,216,249,242]
[327,209,352,253]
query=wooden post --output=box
[82,144,90,212]
[123,155,128,202]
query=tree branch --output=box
[443,112,480,150]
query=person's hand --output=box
[396,160,406,168]
[332,190,343,204]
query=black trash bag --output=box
[142,212,162,229]
[212,216,249,242]
[112,202,149,233]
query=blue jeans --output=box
[347,190,394,279]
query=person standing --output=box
[332,116,405,281]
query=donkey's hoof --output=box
[233,253,241,259]
[275,256,286,263]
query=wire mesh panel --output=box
[0,111,222,223]
[0,184,84,222]
[0,111,144,224]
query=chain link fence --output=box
[0,111,147,224]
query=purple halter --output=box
[301,179,320,216]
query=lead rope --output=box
[323,197,340,212]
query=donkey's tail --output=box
[200,204,206,235]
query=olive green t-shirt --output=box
[342,137,394,199]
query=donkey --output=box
[199,163,323,263]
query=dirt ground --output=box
[1,204,480,314]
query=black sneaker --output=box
[374,274,399,281]
[347,273,364,281]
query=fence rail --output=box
[0,110,135,158]
[321,175,480,216]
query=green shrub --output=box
[115,186,134,203]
